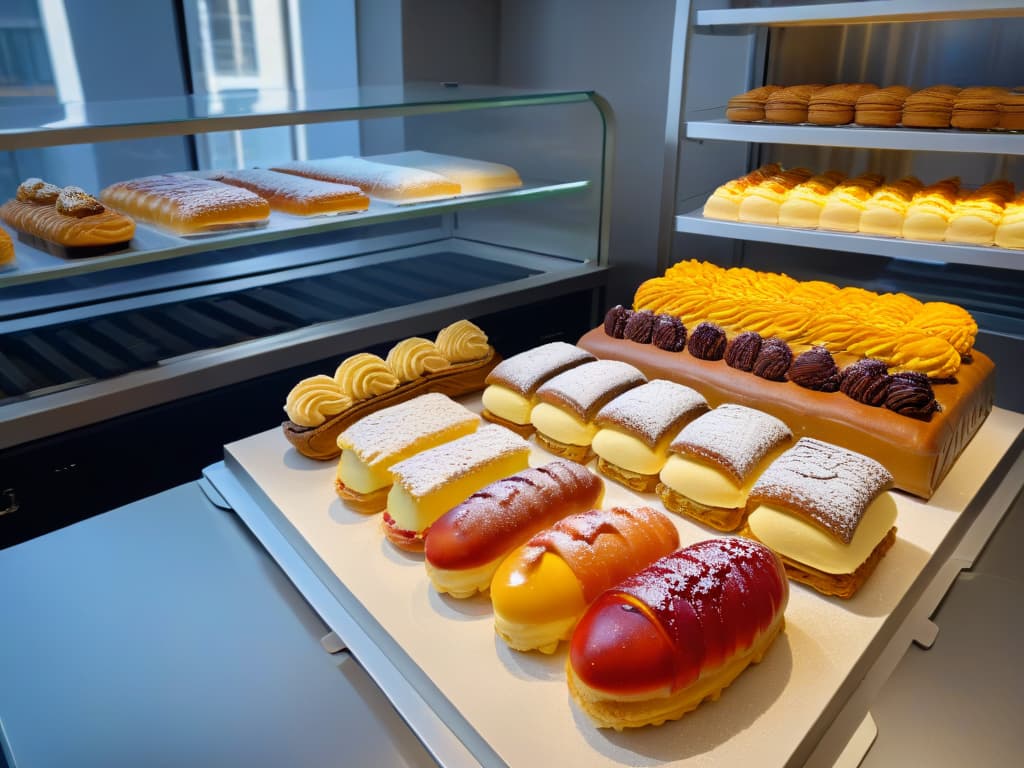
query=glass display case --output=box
[0,83,614,450]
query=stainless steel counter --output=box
[0,482,436,768]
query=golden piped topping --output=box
[385,337,450,382]
[888,333,961,379]
[284,374,353,427]
[16,177,60,204]
[434,319,489,363]
[334,353,400,400]
[55,186,105,218]
[633,260,978,377]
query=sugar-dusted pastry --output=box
[951,86,1008,130]
[531,360,647,462]
[283,320,498,460]
[272,156,460,202]
[998,89,1024,130]
[726,85,782,122]
[0,227,13,265]
[481,342,595,436]
[490,506,679,653]
[737,168,813,225]
[777,171,846,228]
[702,164,782,221]
[591,380,709,492]
[333,393,479,513]
[854,85,912,127]
[205,168,369,216]
[743,437,896,599]
[100,174,269,235]
[367,151,522,195]
[902,85,961,128]
[946,180,1015,246]
[424,461,604,598]
[1,179,135,257]
[994,190,1024,249]
[764,84,827,123]
[903,177,961,241]
[382,424,531,551]
[818,173,886,232]
[657,404,792,532]
[567,538,788,729]
[859,177,924,237]
[808,83,879,125]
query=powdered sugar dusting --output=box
[670,404,792,483]
[485,342,595,394]
[273,156,458,199]
[103,174,268,219]
[536,360,646,419]
[218,168,364,199]
[750,437,893,544]
[596,380,708,445]
[337,393,476,468]
[390,424,529,499]
[616,539,785,651]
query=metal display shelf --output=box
[0,179,588,288]
[684,118,1024,156]
[675,210,1024,271]
[0,240,607,450]
[0,83,595,151]
[696,1,1024,28]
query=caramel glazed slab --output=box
[283,321,499,460]
[578,327,994,500]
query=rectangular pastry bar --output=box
[101,174,270,234]
[206,169,369,216]
[272,156,460,202]
[366,151,522,195]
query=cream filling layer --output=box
[592,429,667,475]
[481,385,533,424]
[336,449,394,494]
[531,402,596,446]
[425,559,500,599]
[387,452,529,535]
[747,493,897,574]
[659,454,750,509]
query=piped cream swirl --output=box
[334,353,400,400]
[435,319,489,363]
[284,374,353,427]
[386,338,451,382]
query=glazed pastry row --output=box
[0,151,522,255]
[728,83,1024,129]
[704,165,1024,249]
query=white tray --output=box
[212,396,1024,767]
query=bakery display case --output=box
[0,83,613,450]
[662,1,1024,414]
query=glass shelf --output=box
[685,118,1024,155]
[675,209,1024,271]
[0,179,588,288]
[0,83,596,150]
[696,0,1024,28]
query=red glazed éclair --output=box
[490,506,679,654]
[424,461,604,598]
[567,538,788,729]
